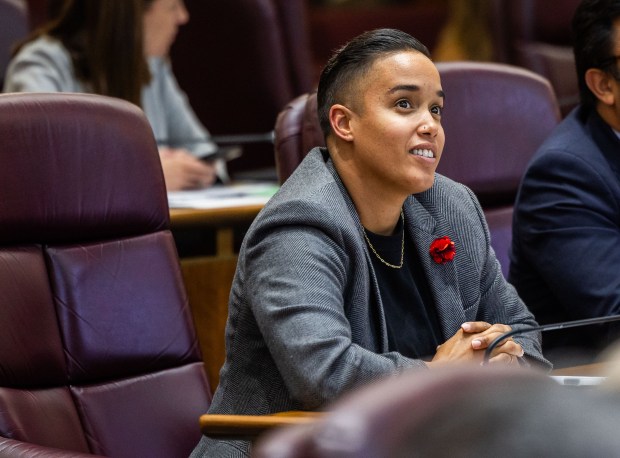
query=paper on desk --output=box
[167,182,279,209]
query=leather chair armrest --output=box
[0,437,106,458]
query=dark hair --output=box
[16,0,155,106]
[316,28,430,139]
[572,0,620,109]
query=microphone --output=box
[211,131,275,145]
[482,315,620,365]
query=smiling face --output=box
[332,50,445,198]
[143,0,189,57]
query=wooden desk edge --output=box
[550,362,606,377]
[200,411,322,439]
[169,205,263,229]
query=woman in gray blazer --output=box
[4,0,219,190]
[191,28,549,457]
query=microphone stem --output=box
[483,314,620,365]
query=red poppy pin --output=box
[429,236,456,264]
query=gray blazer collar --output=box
[405,194,465,340]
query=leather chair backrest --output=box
[274,91,323,185]
[490,0,579,62]
[514,42,578,114]
[170,0,315,176]
[436,61,560,207]
[0,0,28,89]
[272,0,315,96]
[0,92,211,458]
[483,206,514,277]
[490,0,581,115]
[434,62,560,276]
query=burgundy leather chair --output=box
[273,62,561,276]
[490,0,581,115]
[274,91,323,186]
[170,0,315,178]
[435,62,560,206]
[0,93,211,457]
[0,0,28,89]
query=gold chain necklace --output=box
[362,210,405,269]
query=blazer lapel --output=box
[328,158,391,352]
[405,196,466,341]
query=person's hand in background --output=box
[159,147,217,191]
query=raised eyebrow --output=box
[388,84,419,94]
[388,85,445,100]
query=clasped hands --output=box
[427,321,525,368]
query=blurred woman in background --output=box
[4,0,222,190]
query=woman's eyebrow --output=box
[388,84,420,94]
[388,85,445,100]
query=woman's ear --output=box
[329,104,354,142]
[585,68,617,106]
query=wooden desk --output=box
[551,362,607,377]
[198,363,608,443]
[171,204,263,256]
[200,411,321,441]
[170,204,264,392]
[171,205,264,229]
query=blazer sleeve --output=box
[244,222,426,409]
[3,38,77,93]
[458,184,550,368]
[150,58,217,157]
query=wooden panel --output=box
[181,255,238,392]
[171,205,263,393]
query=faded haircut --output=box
[316,28,430,139]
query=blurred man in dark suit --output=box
[510,0,620,366]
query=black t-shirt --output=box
[364,221,443,359]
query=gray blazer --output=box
[191,147,549,457]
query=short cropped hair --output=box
[572,0,620,109]
[316,28,430,139]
